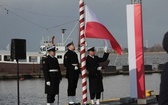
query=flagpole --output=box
[127,0,145,99]
[79,0,87,104]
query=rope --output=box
[63,21,78,45]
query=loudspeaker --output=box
[11,39,26,60]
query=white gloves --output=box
[74,66,78,70]
[97,66,102,71]
[72,64,78,70]
[104,46,108,53]
[46,81,51,86]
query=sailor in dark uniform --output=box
[63,42,80,105]
[159,31,168,105]
[86,46,109,105]
[42,46,62,105]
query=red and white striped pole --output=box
[79,0,87,104]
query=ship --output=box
[0,36,110,79]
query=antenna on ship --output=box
[131,0,142,4]
[6,44,10,51]
[145,40,148,49]
[61,29,66,46]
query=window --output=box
[43,47,46,51]
[29,56,37,62]
[57,55,62,59]
[4,55,10,61]
[19,59,26,62]
[40,47,46,51]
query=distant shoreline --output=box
[110,51,167,55]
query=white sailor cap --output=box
[66,41,74,47]
[87,47,95,52]
[47,46,56,52]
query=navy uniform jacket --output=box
[159,62,168,105]
[86,52,109,93]
[42,55,62,94]
[63,49,80,78]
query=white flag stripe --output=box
[126,4,138,98]
[104,39,111,49]
[85,6,99,23]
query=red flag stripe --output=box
[85,6,122,55]
[134,4,145,98]
[85,22,122,54]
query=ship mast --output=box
[61,29,66,46]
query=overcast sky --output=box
[0,0,168,51]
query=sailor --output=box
[86,46,109,105]
[42,45,62,105]
[159,31,168,105]
[63,42,80,105]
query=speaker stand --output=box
[16,59,20,105]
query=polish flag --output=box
[85,6,122,55]
[126,4,145,98]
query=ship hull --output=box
[0,60,110,79]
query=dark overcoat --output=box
[42,55,62,94]
[63,49,80,96]
[159,62,168,105]
[63,50,80,79]
[86,52,109,93]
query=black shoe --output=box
[74,103,81,105]
[68,104,74,105]
[69,102,81,105]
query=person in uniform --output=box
[86,46,109,105]
[42,46,62,105]
[159,31,168,105]
[63,42,80,105]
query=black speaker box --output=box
[11,39,26,60]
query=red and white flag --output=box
[85,5,122,55]
[127,4,145,98]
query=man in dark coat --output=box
[86,46,109,105]
[63,42,80,105]
[159,31,168,105]
[42,46,62,105]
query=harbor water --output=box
[108,52,168,69]
[0,52,167,105]
[0,74,161,105]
